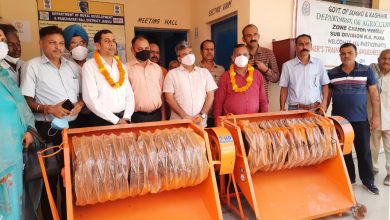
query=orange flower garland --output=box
[94,51,125,89]
[229,64,254,93]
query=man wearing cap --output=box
[63,24,89,67]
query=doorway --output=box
[134,28,187,68]
[211,15,237,70]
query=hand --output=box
[370,115,379,130]
[22,131,34,148]
[117,118,128,125]
[0,174,11,184]
[254,60,268,73]
[69,102,83,116]
[319,103,327,112]
[181,114,192,120]
[47,101,70,118]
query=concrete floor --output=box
[222,152,390,220]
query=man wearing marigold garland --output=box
[82,29,135,126]
[279,34,329,111]
[214,44,268,120]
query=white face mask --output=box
[5,55,20,64]
[181,53,196,66]
[71,45,88,61]
[234,55,249,68]
[0,42,9,61]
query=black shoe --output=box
[363,183,379,195]
[351,180,356,185]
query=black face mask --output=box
[135,50,151,61]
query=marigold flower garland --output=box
[229,64,254,93]
[94,51,125,89]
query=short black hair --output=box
[295,34,312,44]
[242,24,258,36]
[232,43,248,53]
[200,40,215,51]
[39,25,63,39]
[340,43,357,52]
[94,29,112,43]
[131,35,149,47]
[0,24,17,36]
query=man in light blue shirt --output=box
[279,34,329,111]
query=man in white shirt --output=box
[0,24,23,86]
[163,41,217,125]
[369,49,390,186]
[82,29,135,126]
[21,25,84,220]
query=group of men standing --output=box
[279,34,390,195]
[0,21,389,219]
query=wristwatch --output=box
[201,113,207,119]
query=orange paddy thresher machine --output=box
[39,110,356,220]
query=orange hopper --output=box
[215,110,356,220]
[38,120,223,220]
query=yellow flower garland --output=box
[229,64,254,93]
[94,51,125,89]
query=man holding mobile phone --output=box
[20,25,84,220]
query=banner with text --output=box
[296,0,390,68]
[37,0,126,61]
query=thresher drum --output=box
[40,120,223,220]
[216,110,356,219]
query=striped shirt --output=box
[249,46,280,101]
[328,62,377,122]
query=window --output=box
[322,0,372,8]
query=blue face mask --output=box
[48,117,69,136]
[51,117,69,130]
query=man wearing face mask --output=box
[242,24,280,102]
[214,44,267,120]
[63,24,92,127]
[0,24,23,86]
[279,34,329,111]
[163,41,217,126]
[150,42,168,77]
[63,24,89,67]
[126,36,165,122]
[20,25,84,220]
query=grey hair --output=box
[175,41,192,56]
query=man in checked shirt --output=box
[242,24,280,102]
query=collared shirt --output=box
[214,69,268,117]
[163,65,218,119]
[250,46,280,100]
[126,59,163,113]
[198,61,225,84]
[82,54,135,124]
[368,63,390,130]
[329,62,376,122]
[20,55,81,122]
[0,59,23,86]
[279,56,330,105]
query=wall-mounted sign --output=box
[296,0,390,68]
[208,0,233,17]
[137,17,178,26]
[37,0,127,61]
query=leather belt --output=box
[289,102,320,110]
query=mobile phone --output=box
[62,99,74,111]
